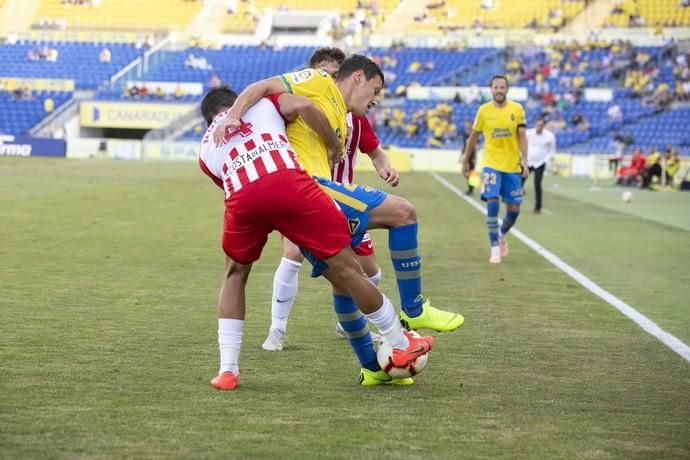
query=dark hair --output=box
[336,54,385,86]
[309,47,346,68]
[535,115,546,122]
[489,74,509,87]
[201,86,238,125]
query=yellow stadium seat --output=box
[409,0,586,32]
[33,0,201,32]
[223,2,257,34]
[605,0,690,27]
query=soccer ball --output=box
[376,331,429,378]
[622,191,633,203]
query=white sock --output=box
[365,295,409,350]
[368,269,382,287]
[270,257,302,332]
[218,318,243,375]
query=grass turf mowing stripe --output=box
[431,172,690,364]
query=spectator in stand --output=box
[185,54,195,68]
[407,60,422,73]
[405,122,418,138]
[572,73,585,90]
[465,84,480,104]
[652,81,672,108]
[682,79,690,101]
[43,47,58,62]
[570,112,589,131]
[99,47,111,63]
[44,97,54,113]
[534,74,550,100]
[138,85,149,98]
[175,84,185,99]
[607,103,623,121]
[155,86,165,99]
[193,122,204,136]
[545,110,566,132]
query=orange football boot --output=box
[210,371,239,391]
[390,331,434,368]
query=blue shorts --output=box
[301,176,387,277]
[480,167,523,204]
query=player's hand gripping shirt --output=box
[331,113,380,184]
[198,98,302,199]
[473,100,526,173]
[278,68,348,179]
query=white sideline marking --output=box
[430,172,690,364]
[540,208,554,215]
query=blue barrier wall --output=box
[0,136,66,157]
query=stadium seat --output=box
[605,0,690,27]
[32,0,201,31]
[140,46,315,93]
[409,0,586,32]
[564,107,690,155]
[0,41,144,89]
[0,91,72,136]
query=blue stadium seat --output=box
[0,91,72,136]
[0,41,144,90]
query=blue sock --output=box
[333,294,379,371]
[389,223,423,318]
[487,200,500,246]
[500,209,520,235]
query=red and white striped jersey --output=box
[331,113,380,184]
[198,98,302,200]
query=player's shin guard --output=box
[270,257,301,332]
[487,200,500,246]
[389,223,423,318]
[365,295,408,350]
[218,318,243,375]
[333,294,379,371]
[500,209,520,236]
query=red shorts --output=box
[222,169,351,264]
[353,231,375,257]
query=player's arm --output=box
[546,132,556,163]
[518,125,529,178]
[369,147,399,187]
[359,115,398,186]
[212,77,285,145]
[275,93,342,164]
[461,130,480,177]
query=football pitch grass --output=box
[1,158,689,459]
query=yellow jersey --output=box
[278,68,347,178]
[473,100,526,173]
